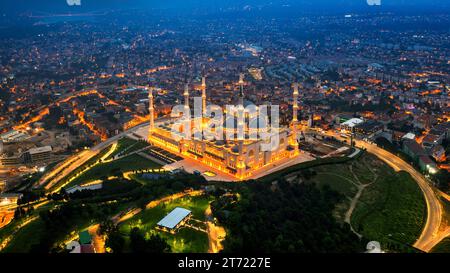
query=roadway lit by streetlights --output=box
[205,205,226,253]
[50,142,118,194]
[37,122,149,193]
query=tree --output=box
[129,227,170,253]
[171,181,185,191]
[434,170,450,193]
[105,231,125,253]
[146,234,171,253]
[129,227,148,253]
[13,207,25,220]
[216,180,364,253]
[99,220,117,236]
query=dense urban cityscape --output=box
[0,0,449,261]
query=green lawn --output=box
[1,200,134,253]
[310,172,358,197]
[106,137,149,160]
[129,171,171,185]
[304,162,358,223]
[65,154,161,189]
[440,197,450,229]
[2,218,46,253]
[299,153,426,251]
[351,157,378,184]
[259,155,357,183]
[0,219,23,244]
[119,195,212,253]
[49,145,114,191]
[0,202,57,253]
[430,197,450,253]
[351,171,426,247]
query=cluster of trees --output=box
[17,190,43,205]
[30,202,119,252]
[102,223,170,253]
[133,174,205,210]
[213,180,364,253]
[13,205,34,220]
[47,188,69,201]
[321,69,341,82]
[13,190,43,220]
[43,106,68,130]
[59,172,204,209]
[435,140,450,193]
[434,170,450,193]
[376,136,449,193]
[57,179,141,202]
[98,220,126,253]
[129,228,170,253]
[375,137,415,165]
[28,173,204,252]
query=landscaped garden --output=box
[119,195,213,253]
[64,154,161,189]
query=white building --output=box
[157,207,192,233]
[340,118,364,132]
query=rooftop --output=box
[157,207,191,229]
[341,118,364,128]
[78,230,92,245]
[28,146,52,155]
[355,120,383,131]
[403,140,426,156]
[402,133,416,140]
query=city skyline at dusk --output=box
[0,0,448,268]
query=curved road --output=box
[321,131,443,252]
[36,122,149,190]
[355,140,442,251]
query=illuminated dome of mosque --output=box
[222,116,269,130]
[213,141,224,147]
[231,145,239,154]
[243,100,256,108]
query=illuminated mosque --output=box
[147,74,302,180]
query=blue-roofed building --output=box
[156,207,192,233]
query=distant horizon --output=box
[1,0,449,16]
